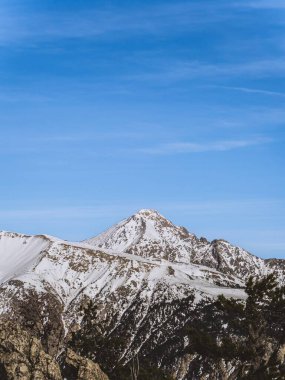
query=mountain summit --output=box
[84,209,194,263]
[84,209,279,281]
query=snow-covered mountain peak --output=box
[130,208,178,229]
[135,208,160,216]
[84,209,195,261]
[134,208,168,220]
[83,210,285,282]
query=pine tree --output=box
[186,274,285,379]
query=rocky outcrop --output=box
[0,319,109,380]
[0,319,62,380]
[65,349,109,380]
[9,284,65,357]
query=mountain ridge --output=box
[0,209,284,379]
[84,209,284,283]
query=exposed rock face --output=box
[65,349,109,380]
[0,320,109,380]
[0,319,62,380]
[10,285,64,357]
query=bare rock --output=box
[0,319,62,380]
[65,348,109,380]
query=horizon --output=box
[1,0,285,258]
[0,207,282,260]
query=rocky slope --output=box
[0,209,284,379]
[0,319,108,380]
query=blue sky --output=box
[0,0,284,258]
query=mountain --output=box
[0,209,284,379]
[85,209,283,282]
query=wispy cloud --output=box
[0,204,140,221]
[139,137,271,155]
[0,2,234,45]
[248,1,285,9]
[126,58,285,84]
[160,199,285,223]
[0,198,282,220]
[217,86,285,98]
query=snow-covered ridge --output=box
[0,231,50,285]
[0,228,244,306]
[0,209,283,321]
[84,209,284,282]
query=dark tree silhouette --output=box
[186,274,285,379]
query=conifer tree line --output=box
[68,274,285,380]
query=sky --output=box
[0,0,284,258]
